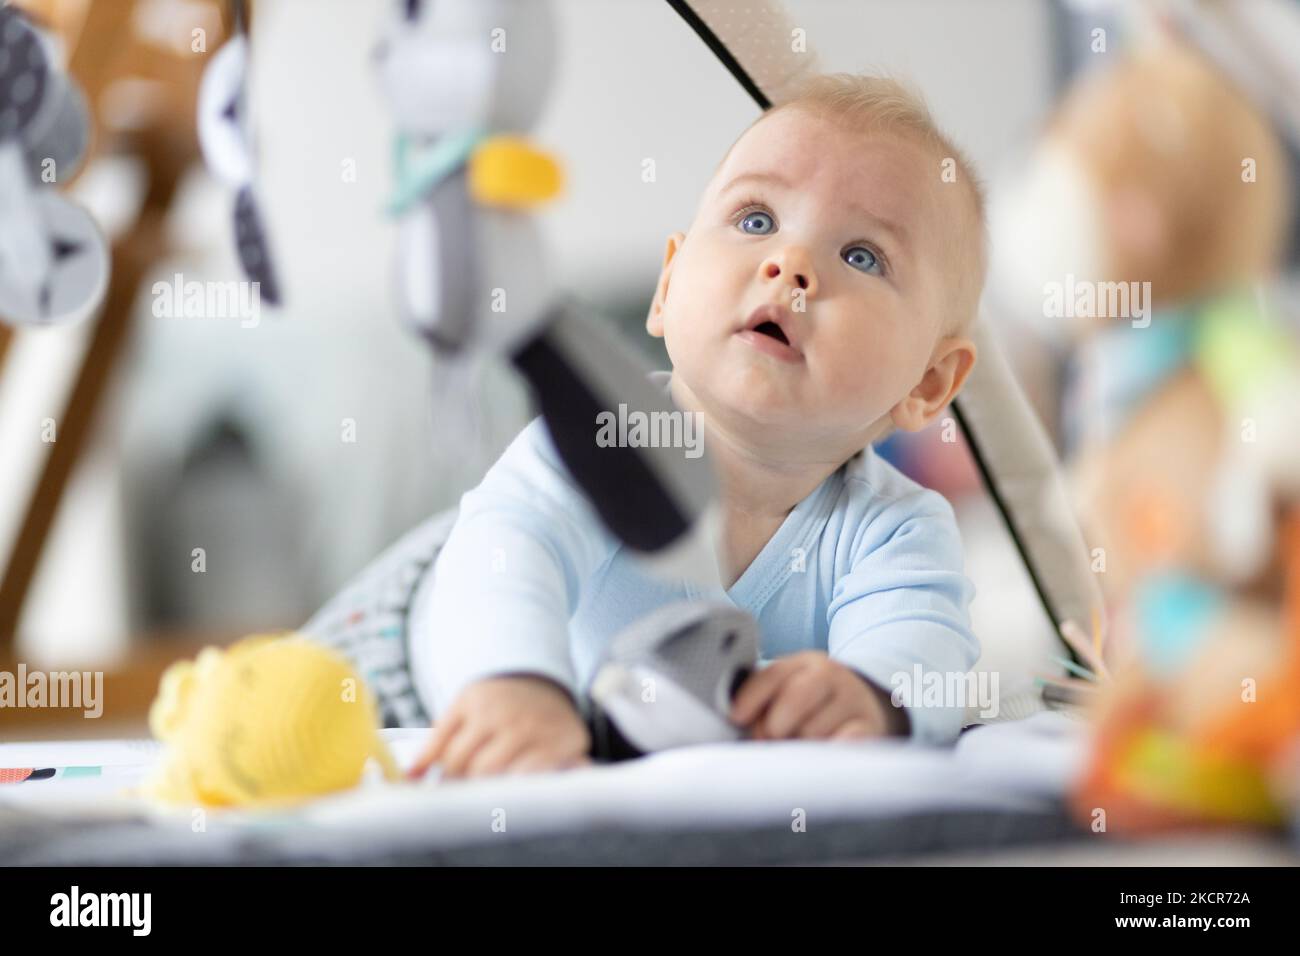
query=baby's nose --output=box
[764,261,809,288]
[759,247,816,295]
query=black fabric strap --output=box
[509,306,691,554]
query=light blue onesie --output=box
[409,375,980,746]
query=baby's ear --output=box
[889,335,978,432]
[646,231,685,337]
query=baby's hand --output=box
[408,675,592,780]
[729,651,904,741]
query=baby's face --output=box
[648,107,971,460]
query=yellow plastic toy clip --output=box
[468,135,563,209]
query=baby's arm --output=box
[408,417,618,777]
[824,492,980,746]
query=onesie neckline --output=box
[647,368,845,613]
[723,461,844,612]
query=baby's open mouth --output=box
[737,303,803,363]
[751,320,789,346]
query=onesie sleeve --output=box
[825,489,980,747]
[410,416,618,719]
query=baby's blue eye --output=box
[738,210,775,235]
[843,245,882,275]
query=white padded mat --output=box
[0,712,1088,862]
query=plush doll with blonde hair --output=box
[994,37,1300,831]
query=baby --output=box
[409,74,987,779]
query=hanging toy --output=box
[196,0,281,305]
[0,2,109,327]
[142,634,400,809]
[1072,511,1300,831]
[371,0,719,582]
[588,602,759,759]
[372,0,764,757]
[374,0,561,363]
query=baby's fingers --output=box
[440,722,497,779]
[758,670,834,739]
[830,716,880,740]
[464,733,532,779]
[498,729,592,776]
[408,711,463,779]
[506,747,581,776]
[794,695,859,739]
[730,659,801,726]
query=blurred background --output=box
[2,0,1298,742]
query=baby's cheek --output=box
[663,286,717,356]
[676,251,735,320]
[660,317,715,390]
[819,337,904,415]
[825,367,881,417]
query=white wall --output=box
[540,0,1053,297]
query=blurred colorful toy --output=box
[992,38,1296,602]
[1072,512,1300,831]
[988,32,1300,830]
[142,633,400,809]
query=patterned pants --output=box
[301,508,459,729]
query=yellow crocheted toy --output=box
[142,634,400,809]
